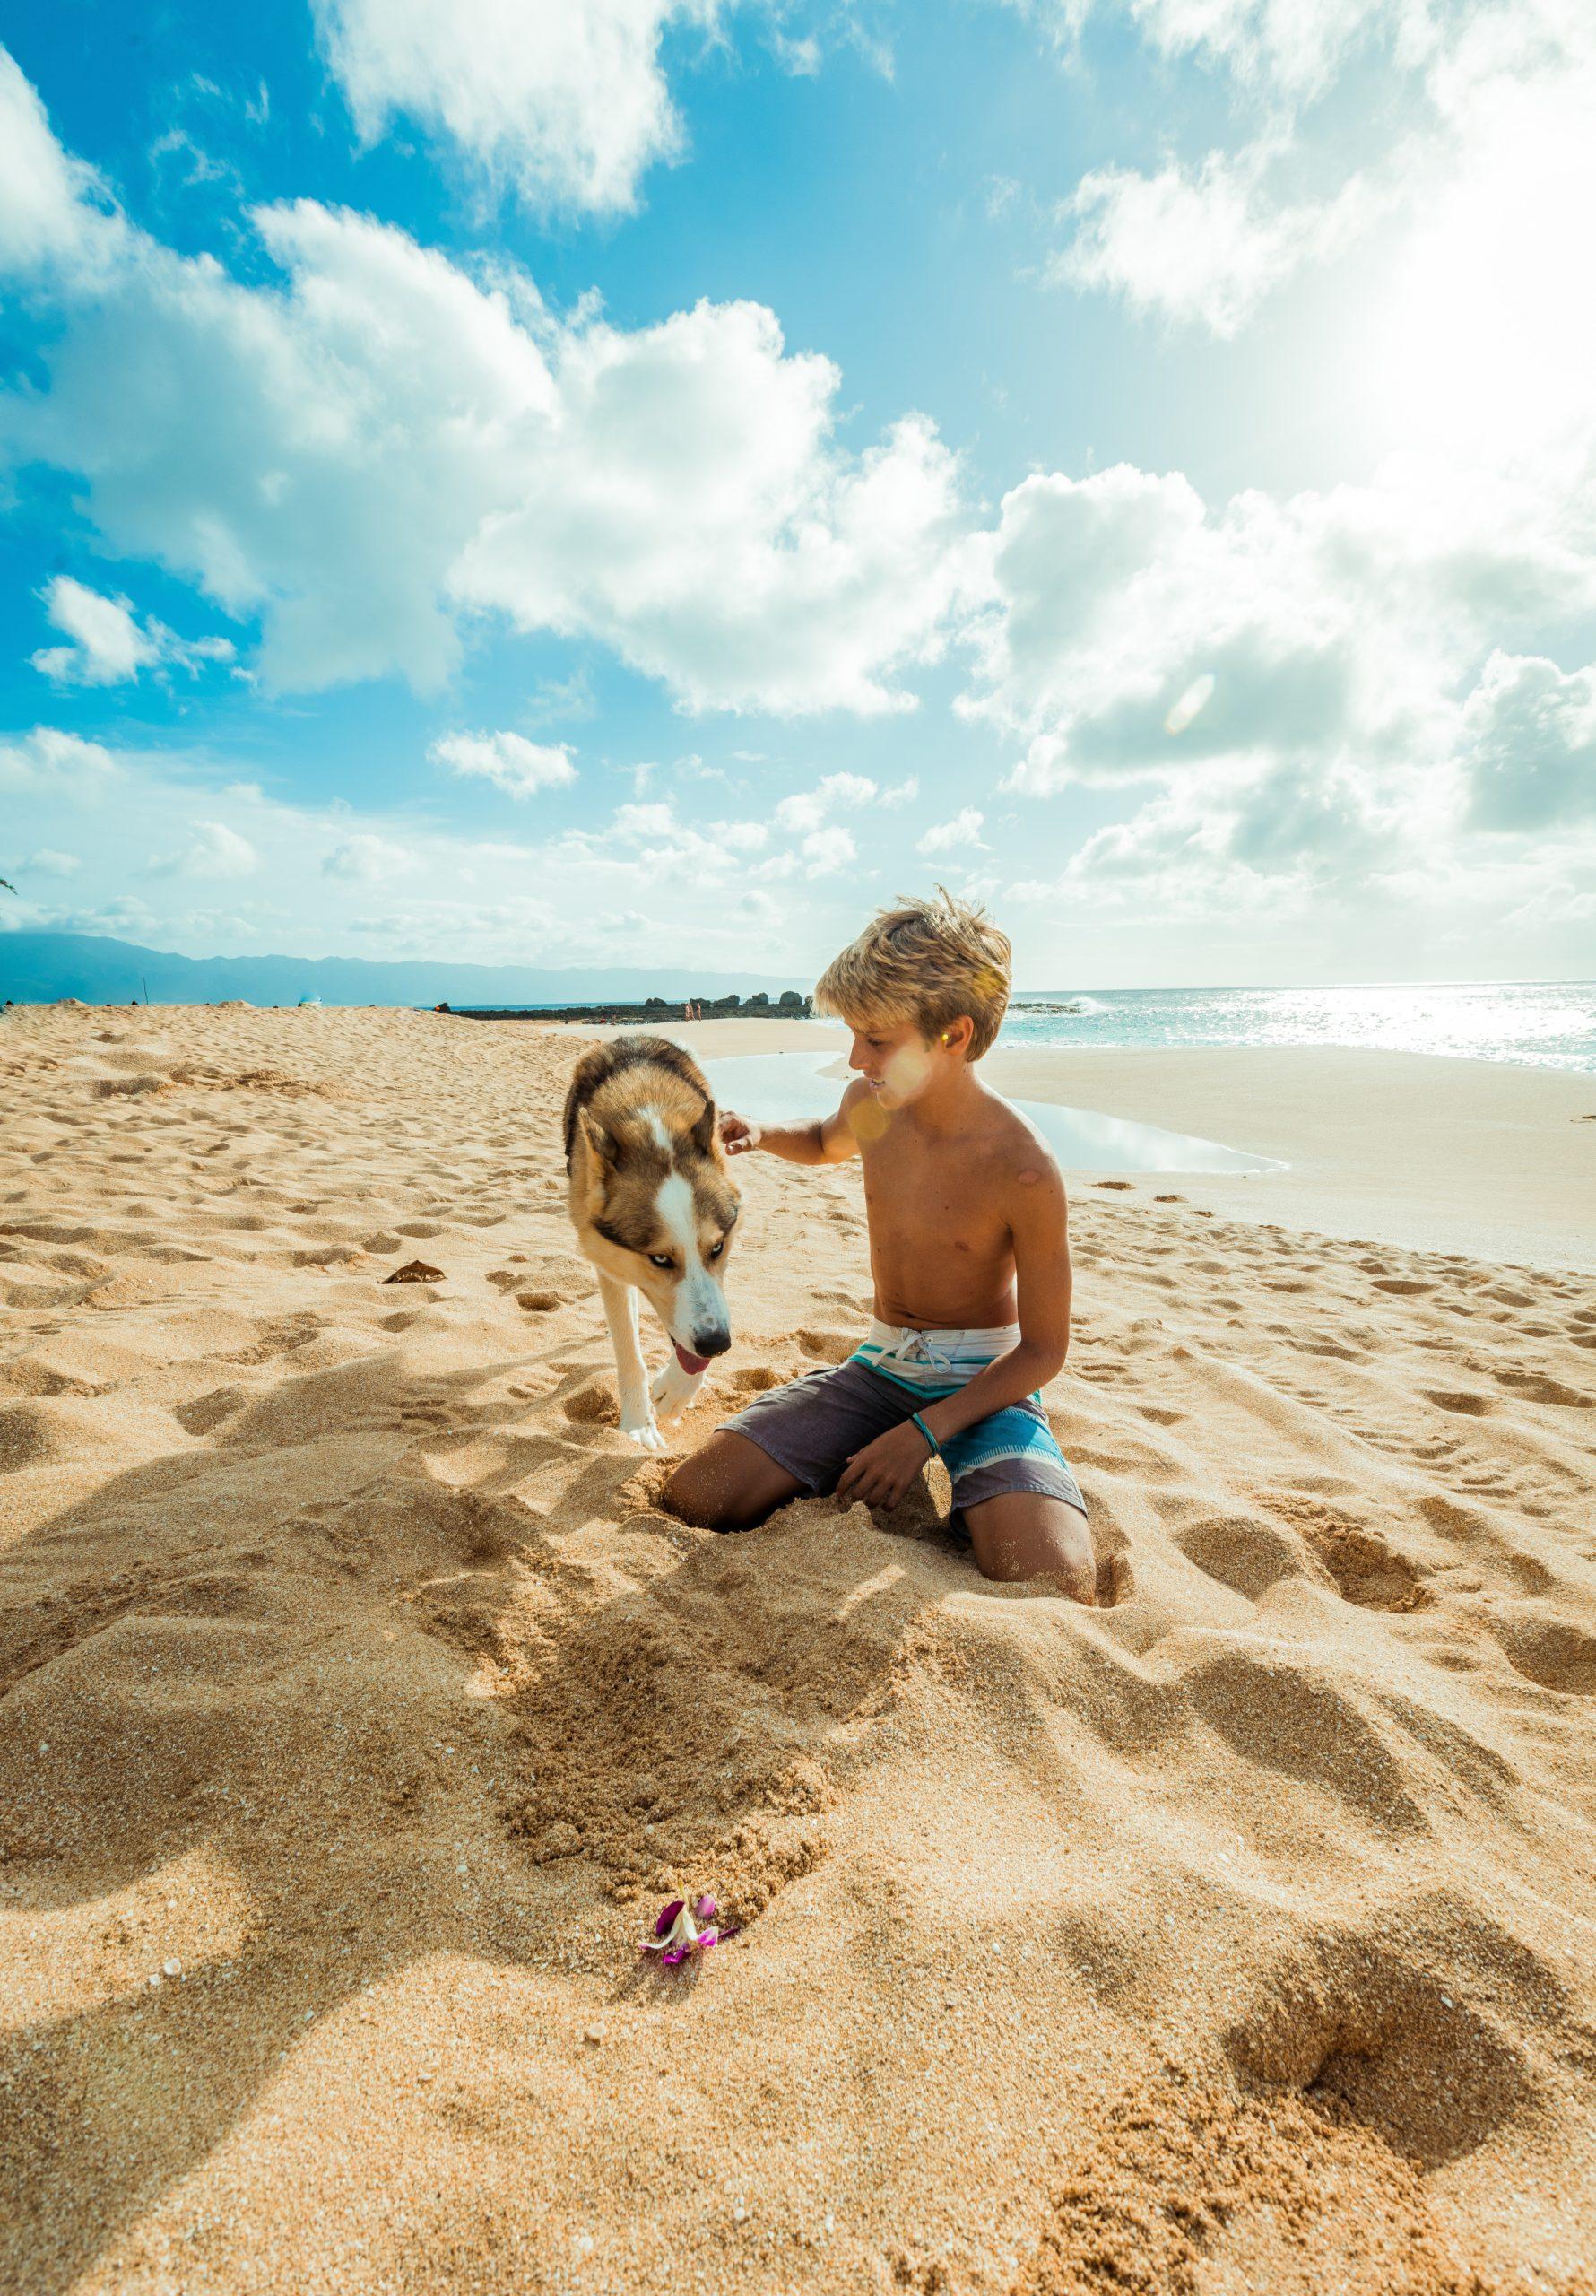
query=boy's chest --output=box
[859,1133,1009,1258]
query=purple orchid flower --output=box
[641,1892,740,1966]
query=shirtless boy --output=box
[660,891,1096,1601]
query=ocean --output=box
[997,980,1596,1073]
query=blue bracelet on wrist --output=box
[910,1410,941,1458]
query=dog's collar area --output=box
[673,1341,712,1376]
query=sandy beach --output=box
[4,1001,1595,2294]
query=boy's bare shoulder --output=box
[981,1092,1068,1200]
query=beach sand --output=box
[3,1001,1595,2294]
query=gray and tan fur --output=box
[562,1035,741,1450]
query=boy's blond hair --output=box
[814,886,1012,1061]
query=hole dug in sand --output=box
[490,1500,958,1926]
[1225,1941,1532,2171]
[1019,1942,1544,2296]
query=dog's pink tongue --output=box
[674,1342,712,1376]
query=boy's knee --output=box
[659,1451,763,1532]
[659,1459,726,1528]
[976,1544,1096,1603]
[968,1498,1097,1602]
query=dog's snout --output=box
[692,1326,732,1360]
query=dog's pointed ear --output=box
[578,1106,617,1171]
[691,1097,717,1156]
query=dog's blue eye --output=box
[648,1253,674,1269]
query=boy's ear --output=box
[939,1015,976,1057]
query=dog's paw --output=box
[620,1413,667,1452]
[650,1359,706,1422]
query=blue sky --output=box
[2,0,1593,987]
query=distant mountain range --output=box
[0,931,811,1009]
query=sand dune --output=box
[3,1003,1595,2293]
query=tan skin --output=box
[658,1013,1096,1599]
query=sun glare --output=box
[1361,64,1596,458]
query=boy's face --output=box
[846,1016,955,1109]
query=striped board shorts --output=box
[717,1319,1087,1518]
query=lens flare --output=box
[1165,673,1215,735]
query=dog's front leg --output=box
[598,1275,664,1450]
[650,1355,707,1422]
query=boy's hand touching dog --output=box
[718,1109,762,1156]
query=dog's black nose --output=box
[692,1326,732,1359]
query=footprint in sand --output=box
[1491,1613,1596,1696]
[1422,1388,1494,1416]
[1093,1179,1135,1190]
[1491,1368,1592,1408]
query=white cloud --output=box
[916,806,987,855]
[1036,2,1596,344]
[430,730,578,797]
[0,726,119,790]
[774,771,880,832]
[322,832,421,879]
[0,49,117,274]
[149,822,261,879]
[958,432,1596,935]
[312,0,724,216]
[799,825,857,874]
[1058,145,1379,335]
[1459,653,1596,832]
[0,75,966,715]
[21,848,82,875]
[29,574,235,686]
[30,577,154,683]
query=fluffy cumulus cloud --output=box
[30,574,235,686]
[1459,654,1596,833]
[0,56,964,714]
[149,822,261,880]
[916,806,986,855]
[964,439,1596,914]
[430,731,578,797]
[0,48,113,274]
[773,772,918,833]
[0,726,119,791]
[313,0,723,215]
[1033,1,1596,339]
[322,832,421,880]
[1058,147,1377,336]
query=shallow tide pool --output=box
[703,1051,1286,1178]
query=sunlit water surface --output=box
[1000,980,1596,1070]
[703,1053,1285,1177]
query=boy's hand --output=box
[836,1421,935,1512]
[719,1109,762,1156]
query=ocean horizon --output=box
[994,979,1596,1071]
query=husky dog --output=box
[562,1035,741,1451]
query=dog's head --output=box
[577,1096,741,1370]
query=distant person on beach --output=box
[661,890,1095,1597]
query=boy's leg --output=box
[944,1400,1097,1602]
[958,1492,1096,1601]
[662,1361,911,1535]
[660,1432,806,1531]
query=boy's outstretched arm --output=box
[836,1160,1073,1510]
[720,1078,870,1167]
